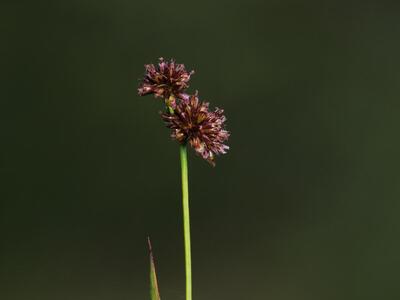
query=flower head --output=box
[162,93,229,166]
[138,58,194,103]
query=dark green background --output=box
[2,1,400,299]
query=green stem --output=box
[180,144,192,300]
[167,95,175,114]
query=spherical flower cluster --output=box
[138,58,229,166]
[161,94,229,166]
[138,57,194,104]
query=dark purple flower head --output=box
[138,58,194,103]
[161,93,229,166]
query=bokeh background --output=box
[2,0,400,299]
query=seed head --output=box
[138,58,194,102]
[161,93,229,166]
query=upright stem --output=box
[180,144,192,300]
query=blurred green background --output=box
[1,0,400,299]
